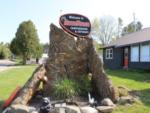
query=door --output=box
[123,47,129,69]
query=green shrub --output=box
[0,43,11,59]
[53,78,78,99]
[52,74,92,99]
[77,75,92,96]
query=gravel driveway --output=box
[0,59,16,72]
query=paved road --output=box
[0,59,16,72]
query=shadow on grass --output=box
[0,100,4,112]
[106,69,150,82]
[130,88,150,107]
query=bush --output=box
[52,74,92,99]
[0,43,11,59]
[78,75,92,96]
[53,78,78,99]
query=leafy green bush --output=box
[53,78,78,99]
[52,74,92,99]
[0,43,11,59]
[77,75,92,96]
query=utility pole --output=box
[118,18,119,38]
[60,9,63,15]
[133,13,136,32]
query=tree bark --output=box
[36,58,39,64]
[22,55,27,65]
[11,64,46,105]
[88,39,114,101]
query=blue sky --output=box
[0,0,150,43]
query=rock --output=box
[80,106,98,113]
[10,105,37,113]
[118,96,135,105]
[65,105,81,113]
[75,101,89,106]
[118,86,128,97]
[54,103,66,107]
[111,86,120,102]
[101,98,115,107]
[54,105,80,113]
[31,111,38,113]
[96,106,115,113]
[59,108,65,113]
[111,86,129,102]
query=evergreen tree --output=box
[122,21,142,36]
[10,20,42,64]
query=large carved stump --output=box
[44,24,114,101]
[44,24,90,95]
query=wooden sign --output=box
[59,13,91,37]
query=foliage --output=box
[1,68,150,112]
[91,16,118,45]
[53,78,78,99]
[10,38,20,55]
[77,75,92,96]
[122,21,143,36]
[53,75,92,99]
[10,20,42,64]
[0,42,11,59]
[34,43,43,59]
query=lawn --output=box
[107,69,150,113]
[0,65,37,111]
[0,67,150,113]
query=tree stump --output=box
[11,64,46,105]
[44,24,115,101]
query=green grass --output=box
[0,65,37,111]
[0,67,150,113]
[106,69,150,113]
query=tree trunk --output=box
[36,58,39,64]
[11,64,46,105]
[22,55,27,65]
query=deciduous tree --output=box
[91,16,117,46]
[0,42,11,59]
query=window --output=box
[131,46,139,62]
[105,48,113,59]
[140,44,150,62]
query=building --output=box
[103,28,150,70]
